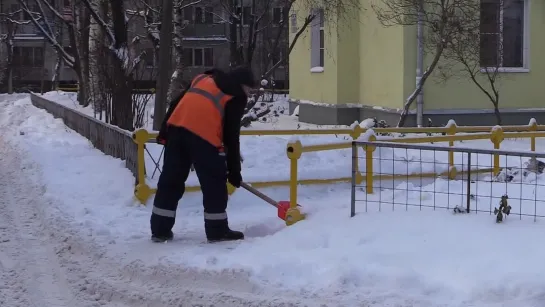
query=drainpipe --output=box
[416,1,424,127]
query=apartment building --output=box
[0,0,289,90]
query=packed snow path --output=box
[4,94,545,306]
[0,142,324,307]
[0,139,313,306]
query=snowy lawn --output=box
[3,93,545,306]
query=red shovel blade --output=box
[277,201,302,221]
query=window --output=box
[310,8,324,70]
[183,6,193,22]
[10,4,22,20]
[194,48,203,66]
[13,47,43,67]
[272,7,288,25]
[12,47,21,66]
[290,13,297,33]
[22,4,39,21]
[182,48,214,67]
[33,47,43,66]
[203,48,214,66]
[480,0,527,70]
[271,50,285,67]
[204,7,214,24]
[143,48,155,68]
[193,6,214,24]
[182,48,193,67]
[194,7,203,24]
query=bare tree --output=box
[0,10,21,93]
[440,1,503,125]
[241,0,360,127]
[81,0,147,130]
[18,0,90,105]
[372,0,480,127]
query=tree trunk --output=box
[110,0,134,130]
[77,5,91,107]
[6,42,13,94]
[88,0,107,113]
[52,26,63,90]
[7,67,13,94]
[167,0,184,102]
[493,104,502,126]
[229,0,240,66]
[110,53,134,130]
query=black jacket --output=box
[157,69,247,175]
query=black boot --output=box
[151,230,174,243]
[207,228,244,243]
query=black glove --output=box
[227,171,242,188]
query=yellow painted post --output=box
[349,123,364,140]
[285,141,305,226]
[529,118,537,152]
[132,129,153,204]
[286,141,303,209]
[490,126,504,176]
[446,121,457,168]
[364,135,376,194]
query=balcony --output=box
[181,23,227,38]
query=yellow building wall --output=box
[288,8,339,104]
[358,3,408,110]
[336,9,361,105]
[423,0,545,110]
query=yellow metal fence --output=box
[132,120,545,222]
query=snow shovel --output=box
[240,182,304,224]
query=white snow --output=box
[446,119,457,128]
[359,128,376,141]
[529,118,537,126]
[2,92,545,306]
[310,66,324,73]
[360,117,376,128]
[292,105,299,116]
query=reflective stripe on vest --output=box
[188,74,226,117]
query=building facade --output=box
[289,0,540,126]
[0,0,289,91]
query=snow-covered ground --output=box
[2,93,545,306]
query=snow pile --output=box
[3,94,545,306]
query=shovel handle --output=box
[240,182,278,208]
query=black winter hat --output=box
[228,66,256,88]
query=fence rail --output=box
[350,140,545,222]
[30,93,139,182]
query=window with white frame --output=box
[310,8,324,70]
[480,0,528,70]
[290,13,297,33]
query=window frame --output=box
[182,47,214,67]
[479,0,530,73]
[310,8,325,72]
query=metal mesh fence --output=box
[351,141,545,222]
[30,93,139,182]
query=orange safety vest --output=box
[167,74,233,148]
